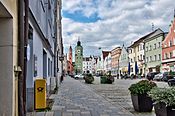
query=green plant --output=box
[84,74,94,84]
[149,87,175,107]
[129,80,157,95]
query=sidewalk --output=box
[29,76,134,116]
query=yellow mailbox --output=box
[35,79,46,109]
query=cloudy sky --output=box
[62,0,175,58]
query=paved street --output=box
[49,76,133,116]
[84,77,169,116]
[27,76,169,116]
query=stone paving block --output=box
[36,112,45,116]
[100,115,110,116]
[62,112,73,116]
[81,111,91,116]
[45,112,54,116]
[66,109,81,112]
[73,112,81,116]
[54,111,62,116]
[52,106,65,110]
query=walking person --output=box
[60,75,64,84]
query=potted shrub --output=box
[100,71,114,84]
[84,73,94,84]
[149,87,175,116]
[128,80,157,112]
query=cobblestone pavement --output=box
[27,77,169,116]
[49,76,134,116]
[84,77,169,116]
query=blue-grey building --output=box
[26,0,63,111]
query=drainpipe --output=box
[18,0,29,115]
[54,0,58,77]
[18,0,25,115]
[24,0,29,114]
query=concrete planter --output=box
[131,94,153,112]
[154,102,175,116]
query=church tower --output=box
[75,40,83,74]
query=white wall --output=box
[0,18,13,116]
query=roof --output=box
[129,28,163,48]
[144,28,164,42]
[102,51,110,60]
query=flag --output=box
[135,61,138,75]
[128,62,130,75]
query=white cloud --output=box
[62,0,175,57]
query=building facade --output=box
[145,29,165,73]
[111,47,121,76]
[128,31,155,76]
[26,0,62,111]
[0,1,18,115]
[96,56,103,75]
[63,54,68,75]
[75,40,83,74]
[102,51,110,73]
[104,52,112,73]
[119,44,129,76]
[162,16,175,72]
[83,57,92,74]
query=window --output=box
[131,58,133,63]
[154,43,156,49]
[158,54,161,61]
[170,40,173,47]
[138,46,139,51]
[130,49,132,53]
[150,56,152,62]
[138,56,139,61]
[165,53,168,59]
[140,54,142,60]
[158,42,161,48]
[146,46,148,52]
[150,45,152,51]
[170,52,173,58]
[143,55,145,60]
[146,57,149,63]
[154,55,157,61]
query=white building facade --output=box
[119,45,129,77]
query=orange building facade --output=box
[111,47,122,76]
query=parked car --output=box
[153,73,163,81]
[69,74,74,78]
[74,74,84,79]
[160,72,169,82]
[147,72,159,81]
[168,77,175,86]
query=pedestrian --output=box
[60,75,64,83]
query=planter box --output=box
[100,76,107,84]
[154,102,175,116]
[101,76,113,84]
[131,94,153,112]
